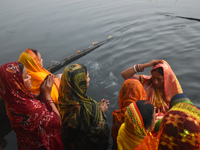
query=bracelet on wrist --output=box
[47,100,54,104]
[135,64,144,72]
[133,65,137,73]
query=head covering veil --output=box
[117,102,148,150]
[0,62,63,150]
[19,48,60,103]
[58,64,105,134]
[111,78,147,149]
[135,93,200,150]
[141,60,183,114]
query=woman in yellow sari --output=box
[121,59,183,121]
[19,48,61,103]
[135,93,200,150]
[111,78,147,150]
[117,100,156,150]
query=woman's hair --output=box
[18,62,24,73]
[136,100,154,130]
[30,49,38,56]
[152,67,163,76]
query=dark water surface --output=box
[1,0,200,149]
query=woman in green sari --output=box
[58,63,110,150]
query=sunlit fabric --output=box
[0,62,63,150]
[117,102,147,150]
[19,48,60,103]
[111,78,147,150]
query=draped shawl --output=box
[135,94,200,150]
[141,60,183,119]
[0,62,63,150]
[58,64,105,134]
[117,102,147,150]
[111,78,147,149]
[19,48,60,103]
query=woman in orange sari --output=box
[135,93,200,150]
[121,60,183,121]
[19,48,61,104]
[111,78,147,150]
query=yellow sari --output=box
[19,48,60,103]
[117,102,148,150]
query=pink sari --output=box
[141,60,183,120]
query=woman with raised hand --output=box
[121,59,183,120]
[19,48,61,104]
[58,63,110,150]
[0,62,63,150]
[117,100,156,150]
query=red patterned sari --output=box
[0,62,63,150]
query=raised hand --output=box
[99,99,110,113]
[144,59,163,68]
[40,74,54,100]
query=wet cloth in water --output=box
[141,60,183,120]
[135,93,200,150]
[0,62,63,150]
[111,78,147,150]
[19,48,60,103]
[58,64,109,150]
[117,102,148,150]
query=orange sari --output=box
[19,48,60,103]
[141,60,183,120]
[111,78,147,150]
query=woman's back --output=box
[58,63,110,150]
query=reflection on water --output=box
[1,0,200,149]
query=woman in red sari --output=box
[0,62,63,150]
[111,78,147,150]
[121,60,183,121]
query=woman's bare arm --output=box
[121,60,163,80]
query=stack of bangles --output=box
[133,64,144,72]
[47,100,54,104]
